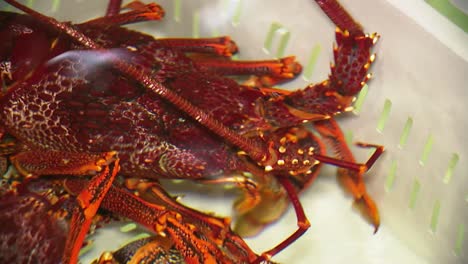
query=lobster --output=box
[0,0,383,263]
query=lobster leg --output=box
[9,150,119,263]
[65,161,120,264]
[123,179,232,233]
[252,175,310,264]
[314,118,382,232]
[259,0,379,126]
[65,178,260,263]
[156,37,239,57]
[96,233,258,264]
[83,1,165,26]
[10,151,117,177]
[192,56,302,85]
[89,0,236,57]
[105,0,123,17]
[196,176,262,214]
[313,0,378,97]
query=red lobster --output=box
[0,0,382,263]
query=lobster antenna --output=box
[4,0,269,164]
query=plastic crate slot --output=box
[376,98,392,132]
[192,11,200,38]
[275,28,290,58]
[51,0,60,13]
[409,178,420,210]
[263,22,291,58]
[1,4,13,11]
[455,223,465,256]
[231,0,243,26]
[344,130,353,146]
[174,0,182,22]
[120,223,137,233]
[430,200,441,233]
[264,23,283,54]
[419,134,434,166]
[27,0,35,8]
[352,84,369,114]
[302,44,322,81]
[443,153,459,184]
[211,28,220,37]
[425,0,468,33]
[398,117,413,148]
[384,160,397,192]
[222,0,229,10]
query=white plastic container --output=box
[2,1,467,263]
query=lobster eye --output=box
[0,61,12,89]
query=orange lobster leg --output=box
[127,180,259,263]
[65,179,172,236]
[253,175,311,264]
[65,178,259,263]
[192,56,302,86]
[314,118,383,232]
[65,161,120,264]
[123,179,232,235]
[10,150,119,263]
[83,1,165,26]
[157,37,239,57]
[251,118,384,263]
[258,0,379,127]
